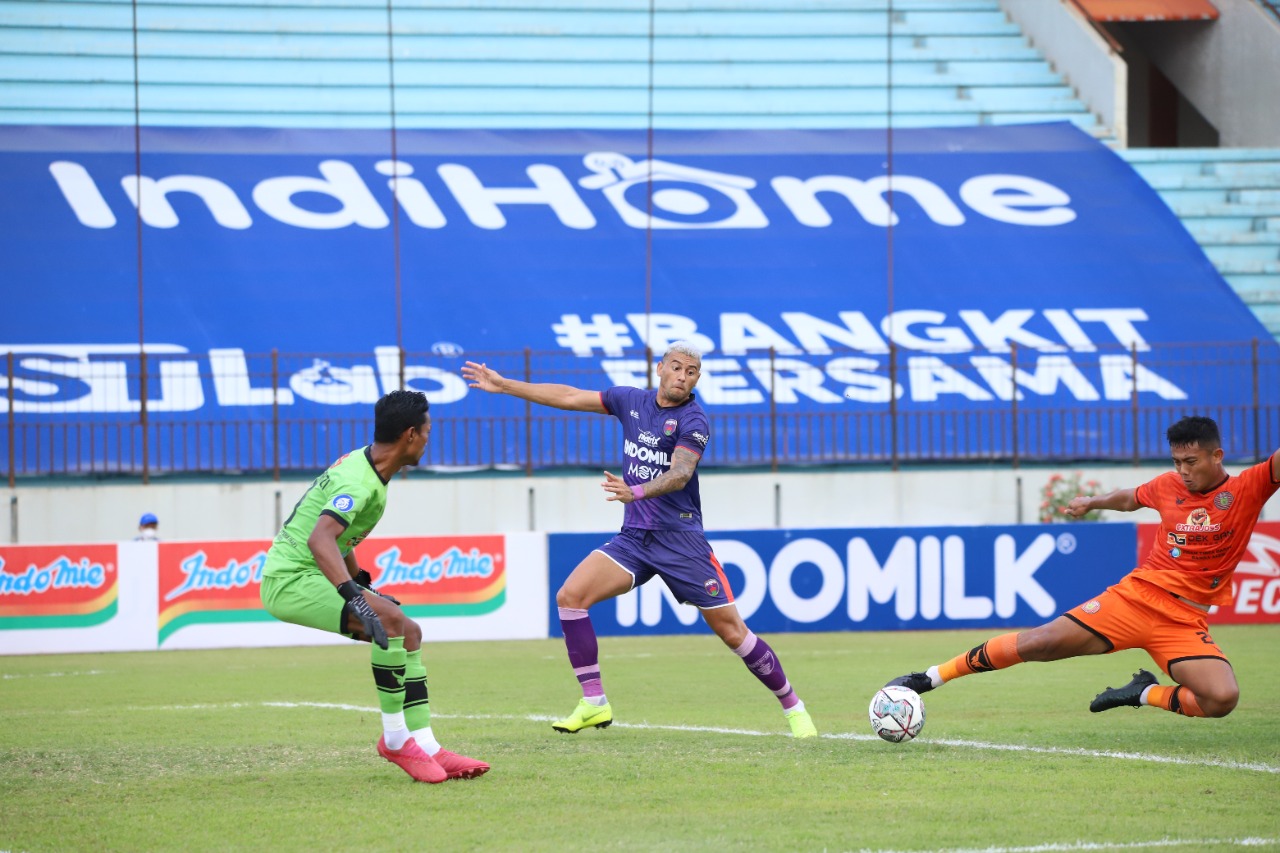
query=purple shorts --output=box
[597,528,735,610]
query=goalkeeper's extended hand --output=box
[354,569,401,605]
[338,580,388,650]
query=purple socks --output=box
[733,632,800,710]
[559,607,604,700]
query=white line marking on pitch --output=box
[853,839,1278,853]
[1,669,107,680]
[246,701,1280,775]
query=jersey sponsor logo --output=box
[628,462,661,481]
[1175,507,1221,532]
[690,431,709,448]
[331,494,355,512]
[623,439,670,467]
[1166,532,1186,547]
[1214,492,1234,510]
[1169,547,1182,558]
[704,578,721,598]
[1082,599,1101,613]
[637,430,661,447]
[663,418,678,436]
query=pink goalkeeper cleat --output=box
[377,736,448,783]
[432,749,491,780]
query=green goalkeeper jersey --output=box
[264,446,389,578]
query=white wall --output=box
[18,462,1273,546]
[1119,0,1280,147]
[1001,0,1127,145]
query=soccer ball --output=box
[868,685,925,743]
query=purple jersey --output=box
[600,385,710,531]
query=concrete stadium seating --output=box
[1120,148,1280,339]
[0,0,1098,130]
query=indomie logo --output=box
[164,551,266,601]
[375,545,496,585]
[0,555,108,595]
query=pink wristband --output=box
[630,484,645,500]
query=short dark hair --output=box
[1166,416,1220,450]
[374,390,428,443]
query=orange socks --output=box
[1144,685,1208,717]
[938,632,1024,683]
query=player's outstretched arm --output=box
[462,361,606,413]
[1061,487,1140,518]
[1271,447,1280,483]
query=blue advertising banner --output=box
[547,523,1137,636]
[2,122,1275,467]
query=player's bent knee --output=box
[555,586,587,610]
[1199,688,1239,718]
[379,607,409,638]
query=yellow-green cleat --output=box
[551,698,613,734]
[785,706,817,739]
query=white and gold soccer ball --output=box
[868,685,926,743]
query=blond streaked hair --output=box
[662,341,702,366]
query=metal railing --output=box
[3,341,1278,482]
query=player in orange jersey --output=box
[885,416,1279,718]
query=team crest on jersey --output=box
[331,494,355,512]
[704,578,721,598]
[1214,492,1233,510]
[1082,600,1100,614]
[663,418,678,436]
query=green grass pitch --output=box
[2,627,1278,852]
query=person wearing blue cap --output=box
[134,512,159,541]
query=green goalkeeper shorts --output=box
[260,569,348,636]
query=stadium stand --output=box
[1120,148,1280,337]
[0,0,1274,335]
[0,0,1100,131]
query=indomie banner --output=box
[1,122,1275,466]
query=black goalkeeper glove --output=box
[354,568,400,605]
[337,580,388,650]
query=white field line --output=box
[2,669,107,679]
[218,701,1280,775]
[851,840,1279,853]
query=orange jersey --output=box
[1132,460,1279,606]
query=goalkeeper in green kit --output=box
[261,389,489,783]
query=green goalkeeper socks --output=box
[371,636,407,716]
[403,647,430,731]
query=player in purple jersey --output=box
[462,342,818,738]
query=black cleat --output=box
[885,672,935,695]
[1089,669,1159,713]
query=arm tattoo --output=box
[642,447,700,498]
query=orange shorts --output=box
[1064,574,1228,676]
